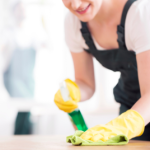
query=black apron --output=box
[80,0,150,141]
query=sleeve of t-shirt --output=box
[128,1,150,54]
[64,12,88,53]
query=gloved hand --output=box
[54,79,81,113]
[80,110,145,142]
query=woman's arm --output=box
[71,51,95,102]
[131,50,150,125]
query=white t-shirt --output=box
[64,0,150,54]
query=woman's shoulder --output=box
[128,0,150,16]
[64,12,88,53]
[126,0,150,54]
[126,0,150,33]
[64,11,82,31]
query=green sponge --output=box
[66,130,129,146]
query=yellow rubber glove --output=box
[80,110,145,142]
[54,79,81,113]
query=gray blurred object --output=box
[0,0,54,135]
[2,0,36,135]
[4,48,36,98]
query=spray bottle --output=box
[60,81,88,131]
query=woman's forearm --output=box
[75,79,95,102]
[131,93,150,126]
[134,50,150,126]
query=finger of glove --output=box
[80,131,93,141]
[80,130,104,142]
[80,125,119,142]
[54,100,78,113]
[54,89,78,113]
[106,110,145,139]
[65,79,80,102]
[101,132,116,142]
[89,125,112,132]
[54,90,77,105]
[91,134,103,142]
[54,99,78,109]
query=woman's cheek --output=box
[62,0,70,9]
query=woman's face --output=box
[62,0,103,22]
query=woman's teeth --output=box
[77,5,90,12]
[78,7,87,12]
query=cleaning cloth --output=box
[66,130,129,146]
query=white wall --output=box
[0,0,120,135]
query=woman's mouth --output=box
[76,4,91,15]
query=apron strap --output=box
[117,0,137,50]
[80,0,137,52]
[80,22,96,54]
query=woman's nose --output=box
[71,0,82,10]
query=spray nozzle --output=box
[59,81,71,102]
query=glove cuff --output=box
[129,109,145,136]
[106,109,145,139]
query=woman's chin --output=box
[78,16,93,22]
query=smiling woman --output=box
[62,0,103,22]
[53,0,150,142]
[76,4,91,15]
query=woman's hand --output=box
[80,110,145,142]
[54,50,95,112]
[54,79,81,113]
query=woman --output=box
[54,0,150,141]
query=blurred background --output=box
[0,0,120,136]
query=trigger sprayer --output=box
[60,81,88,131]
